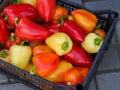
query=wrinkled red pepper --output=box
[3,3,39,27]
[0,17,9,43]
[60,20,86,42]
[63,43,93,67]
[15,17,51,41]
[36,0,56,22]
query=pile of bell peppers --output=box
[0,0,106,87]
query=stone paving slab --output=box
[0,83,34,90]
[96,72,120,90]
[97,43,120,72]
[85,0,120,19]
[116,21,120,41]
[87,78,97,90]
[0,74,8,84]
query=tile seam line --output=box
[96,68,120,75]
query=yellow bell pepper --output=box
[45,32,73,56]
[44,60,73,83]
[81,32,103,53]
[10,44,32,69]
[21,0,36,7]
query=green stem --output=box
[61,41,69,51]
[94,36,103,46]
[58,16,66,26]
[30,66,36,75]
[10,33,16,42]
[14,18,19,26]
[0,50,9,58]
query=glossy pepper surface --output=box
[32,52,59,77]
[0,17,9,43]
[51,5,68,24]
[81,32,103,53]
[10,44,32,69]
[72,9,97,34]
[64,67,89,86]
[60,20,85,42]
[15,18,51,41]
[44,60,73,83]
[3,3,39,27]
[32,44,53,56]
[45,32,73,56]
[36,0,56,22]
[63,43,93,67]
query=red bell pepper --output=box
[64,67,89,86]
[63,43,93,67]
[0,17,9,43]
[47,23,61,34]
[36,0,56,22]
[3,3,39,27]
[60,20,86,42]
[15,17,51,41]
[5,33,21,49]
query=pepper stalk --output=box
[81,32,103,53]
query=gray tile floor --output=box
[0,0,120,90]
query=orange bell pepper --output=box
[44,60,73,84]
[51,5,68,24]
[64,67,89,86]
[71,9,97,34]
[32,52,59,77]
[32,44,53,56]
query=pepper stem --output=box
[0,50,9,58]
[94,36,103,46]
[30,66,36,75]
[95,25,101,29]
[61,41,69,50]
[20,41,26,46]
[4,16,8,21]
[58,16,66,26]
[10,33,16,42]
[14,18,19,26]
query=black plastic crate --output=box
[0,0,119,90]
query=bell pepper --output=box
[47,23,61,34]
[20,0,36,7]
[10,0,21,4]
[15,17,51,41]
[0,17,9,43]
[10,44,32,69]
[3,3,39,27]
[32,52,59,77]
[81,32,103,53]
[63,43,93,67]
[60,20,85,42]
[44,60,73,84]
[71,9,97,34]
[36,0,56,22]
[0,49,10,63]
[32,44,53,56]
[5,33,21,49]
[51,5,68,24]
[94,25,106,39]
[64,67,89,86]
[25,62,37,75]
[45,32,73,56]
